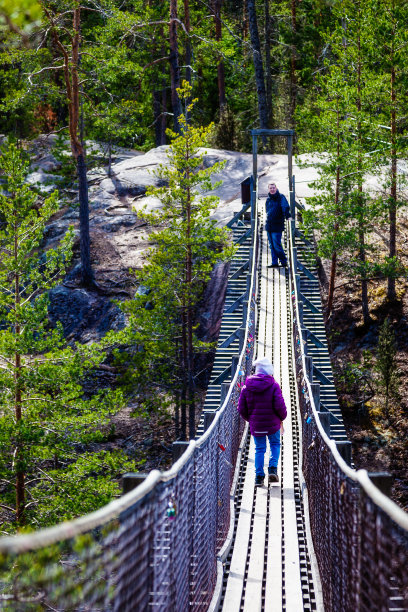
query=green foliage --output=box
[296,0,408,316]
[211,105,238,151]
[335,350,374,418]
[117,82,235,436]
[375,317,399,419]
[30,451,143,525]
[0,144,130,531]
[0,526,117,609]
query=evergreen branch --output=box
[23,501,38,510]
[0,283,13,295]
[0,355,16,368]
[0,504,14,513]
[20,269,64,306]
[37,468,76,502]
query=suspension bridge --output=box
[0,130,407,611]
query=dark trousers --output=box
[266,231,287,265]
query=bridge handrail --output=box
[199,190,259,449]
[290,228,408,531]
[289,222,408,611]
[0,181,259,611]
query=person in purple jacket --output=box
[237,356,287,486]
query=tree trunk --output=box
[264,0,271,127]
[213,0,226,110]
[180,315,187,440]
[160,81,167,144]
[153,89,163,147]
[355,10,370,325]
[289,0,297,129]
[184,162,195,439]
[77,153,93,286]
[175,389,180,438]
[184,0,192,86]
[14,260,25,524]
[246,0,268,132]
[160,34,168,145]
[50,6,93,287]
[327,250,337,316]
[388,59,397,301]
[169,0,182,132]
[327,103,341,316]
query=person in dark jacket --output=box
[265,182,291,268]
[237,356,287,486]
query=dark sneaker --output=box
[267,264,279,268]
[255,474,264,487]
[268,466,279,483]
[280,262,288,268]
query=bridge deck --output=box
[220,209,317,611]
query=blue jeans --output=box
[266,231,287,265]
[253,431,281,476]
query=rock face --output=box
[197,261,231,342]
[28,140,319,344]
[48,286,125,342]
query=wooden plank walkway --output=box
[221,209,304,611]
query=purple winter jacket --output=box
[237,374,287,436]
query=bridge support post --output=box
[238,327,245,352]
[301,327,308,355]
[231,355,239,379]
[172,441,190,462]
[220,382,230,405]
[242,300,248,323]
[290,219,295,240]
[122,472,147,494]
[335,441,352,466]
[292,247,298,275]
[204,412,216,431]
[288,137,293,190]
[295,274,301,295]
[305,356,313,380]
[246,274,251,298]
[298,300,304,325]
[310,382,320,409]
[368,472,393,497]
[290,190,296,222]
[318,412,331,438]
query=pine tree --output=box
[0,145,128,530]
[364,0,408,302]
[297,62,357,316]
[123,82,235,440]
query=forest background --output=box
[0,0,407,530]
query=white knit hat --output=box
[253,356,274,376]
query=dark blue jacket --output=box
[265,191,291,232]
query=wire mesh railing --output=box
[289,223,408,612]
[0,191,259,612]
[2,173,407,612]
